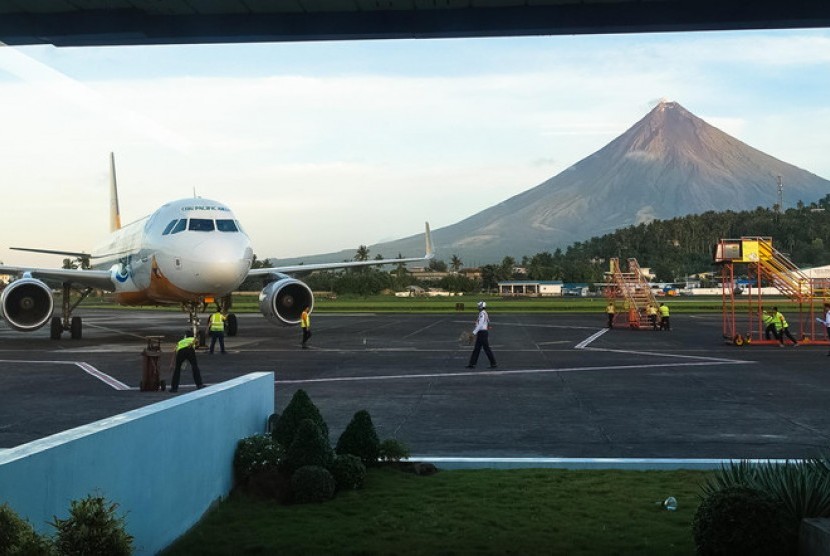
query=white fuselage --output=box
[91,198,254,305]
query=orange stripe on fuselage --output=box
[114,256,204,306]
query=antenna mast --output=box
[776,175,783,213]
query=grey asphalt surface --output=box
[2,308,829,459]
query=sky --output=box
[1,29,829,267]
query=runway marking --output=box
[0,359,130,391]
[452,320,598,330]
[574,328,609,349]
[75,362,131,390]
[402,319,447,340]
[274,359,751,385]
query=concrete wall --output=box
[0,372,274,556]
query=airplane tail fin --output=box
[424,221,435,259]
[109,152,121,232]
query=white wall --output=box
[0,372,274,555]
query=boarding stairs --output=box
[751,237,812,302]
[609,258,659,328]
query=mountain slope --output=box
[275,101,830,266]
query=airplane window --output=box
[235,220,247,235]
[171,219,187,234]
[189,218,215,232]
[216,219,238,232]
[162,220,179,235]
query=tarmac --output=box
[2,308,830,460]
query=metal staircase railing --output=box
[753,237,811,302]
[609,257,659,327]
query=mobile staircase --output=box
[607,258,660,329]
[715,237,829,345]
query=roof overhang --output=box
[1,0,828,48]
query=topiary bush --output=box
[0,503,52,556]
[50,494,133,556]
[335,410,380,466]
[379,438,410,463]
[272,390,329,449]
[692,486,792,556]
[290,466,336,504]
[284,419,334,474]
[331,454,367,491]
[233,433,285,486]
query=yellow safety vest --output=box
[209,312,225,332]
[606,304,615,315]
[775,312,787,329]
[176,337,196,351]
[301,311,310,329]
[659,305,670,317]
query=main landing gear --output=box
[181,295,238,347]
[50,282,93,340]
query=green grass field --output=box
[79,292,807,315]
[164,467,708,556]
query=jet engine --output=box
[0,277,54,332]
[258,277,314,325]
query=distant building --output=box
[498,280,563,297]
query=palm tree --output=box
[354,245,370,262]
[450,254,462,272]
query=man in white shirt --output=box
[466,301,497,369]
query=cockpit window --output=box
[188,218,215,232]
[216,219,238,232]
[162,220,179,235]
[171,219,187,234]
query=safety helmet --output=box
[477,301,486,309]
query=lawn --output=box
[163,467,708,555]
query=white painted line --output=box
[0,359,131,391]
[574,328,609,349]
[402,319,447,339]
[75,362,131,391]
[414,456,794,470]
[582,346,753,364]
[453,320,598,330]
[274,359,751,385]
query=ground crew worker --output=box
[300,306,312,349]
[763,309,779,341]
[170,331,204,393]
[773,307,799,347]
[466,301,497,369]
[647,303,658,330]
[207,309,227,354]
[658,303,671,331]
[606,301,616,328]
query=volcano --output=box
[279,101,830,265]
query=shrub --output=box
[0,503,52,556]
[379,438,410,463]
[245,468,292,504]
[233,433,285,486]
[290,466,336,504]
[50,494,133,556]
[331,454,367,491]
[700,458,830,542]
[272,390,329,449]
[335,410,380,466]
[692,486,792,556]
[284,419,334,474]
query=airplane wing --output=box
[0,265,116,291]
[247,221,435,277]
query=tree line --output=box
[241,194,830,295]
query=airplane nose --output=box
[188,237,252,291]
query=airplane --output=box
[0,153,434,341]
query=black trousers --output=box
[302,328,311,346]
[468,330,496,367]
[209,331,225,353]
[172,347,203,391]
[779,326,798,345]
[765,323,780,340]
